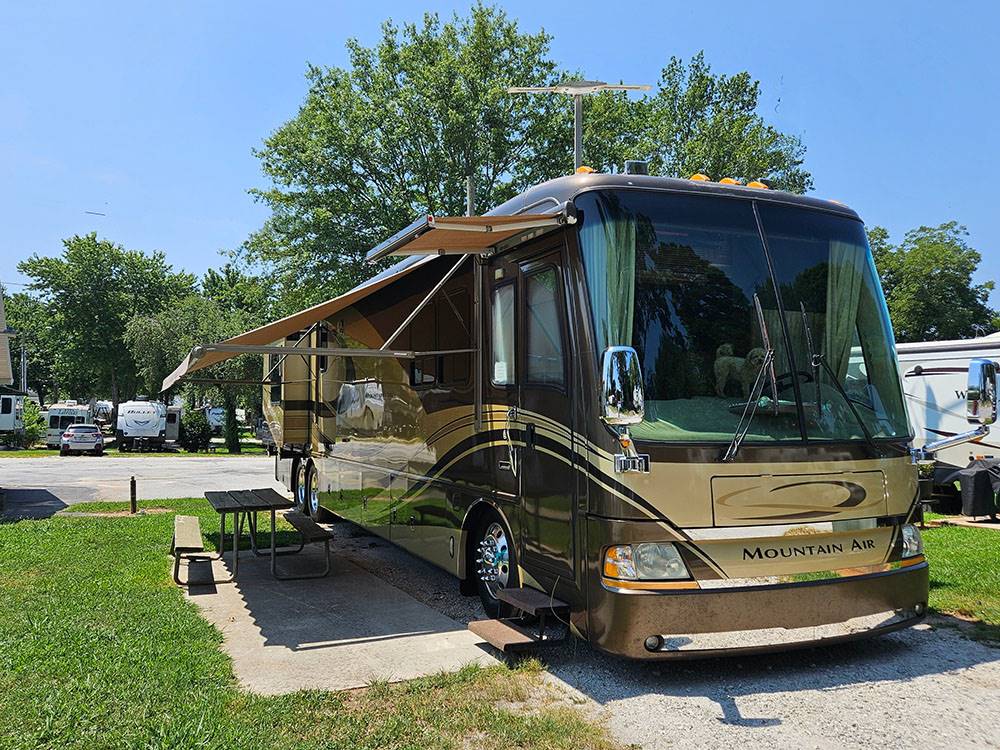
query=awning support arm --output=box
[381,254,469,351]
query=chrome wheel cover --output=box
[308,466,319,516]
[476,521,510,599]
[295,462,308,512]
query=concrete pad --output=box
[183,545,499,694]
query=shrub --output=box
[180,410,212,453]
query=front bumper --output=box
[585,519,929,659]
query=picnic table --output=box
[203,488,331,580]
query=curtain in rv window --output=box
[578,191,636,353]
[491,284,516,385]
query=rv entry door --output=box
[485,242,575,586]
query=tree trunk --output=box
[223,392,240,454]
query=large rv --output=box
[164,172,998,659]
[897,332,1000,478]
[45,400,93,448]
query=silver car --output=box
[60,424,105,456]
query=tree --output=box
[868,222,997,342]
[2,290,60,404]
[17,233,195,405]
[126,282,264,454]
[242,4,811,312]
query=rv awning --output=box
[160,254,437,392]
[365,203,577,263]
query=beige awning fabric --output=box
[365,205,576,263]
[160,254,435,392]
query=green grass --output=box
[0,499,619,750]
[922,523,1000,641]
[0,442,267,458]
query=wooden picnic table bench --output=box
[184,488,330,583]
[170,514,234,586]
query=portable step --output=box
[468,618,538,652]
[496,586,568,616]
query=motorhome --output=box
[116,398,168,451]
[164,172,997,659]
[45,400,93,448]
[897,332,1000,480]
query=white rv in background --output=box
[45,401,93,448]
[898,332,1000,476]
[116,398,168,450]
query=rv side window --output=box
[268,354,282,403]
[438,288,471,385]
[318,326,329,373]
[59,416,75,429]
[167,413,177,424]
[0,398,10,415]
[410,298,438,388]
[525,267,566,387]
[491,283,516,386]
[49,415,59,429]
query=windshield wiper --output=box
[796,300,882,457]
[721,294,780,462]
[721,346,775,462]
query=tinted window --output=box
[491,283,516,386]
[0,398,10,415]
[49,415,59,428]
[59,416,76,429]
[268,354,282,403]
[525,268,565,386]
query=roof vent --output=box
[624,160,648,175]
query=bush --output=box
[0,400,45,449]
[179,410,212,453]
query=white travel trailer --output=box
[45,400,93,448]
[0,386,25,437]
[898,332,1000,477]
[116,398,168,450]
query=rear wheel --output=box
[473,511,517,619]
[294,459,309,514]
[305,462,320,517]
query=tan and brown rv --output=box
[165,171,998,658]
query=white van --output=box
[116,398,168,451]
[897,332,1000,475]
[45,401,93,448]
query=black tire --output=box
[305,461,320,517]
[59,448,67,457]
[472,510,518,619]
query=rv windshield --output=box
[576,189,909,443]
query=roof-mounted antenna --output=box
[507,80,651,171]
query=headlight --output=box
[901,524,924,558]
[604,542,689,580]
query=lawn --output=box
[0,499,619,750]
[921,523,1000,641]
[0,441,267,458]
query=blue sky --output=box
[2,1,997,305]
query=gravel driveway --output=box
[331,519,1000,750]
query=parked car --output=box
[60,424,104,456]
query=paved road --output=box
[0,455,285,518]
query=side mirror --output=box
[600,346,645,425]
[967,358,998,425]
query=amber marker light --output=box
[747,180,769,189]
[689,173,710,181]
[718,177,740,185]
[575,165,596,174]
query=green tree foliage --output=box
[2,290,60,404]
[868,222,998,342]
[179,409,212,453]
[17,233,195,404]
[242,5,811,312]
[125,268,267,453]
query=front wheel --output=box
[473,511,517,619]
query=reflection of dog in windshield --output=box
[714,344,767,397]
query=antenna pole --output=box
[573,94,584,170]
